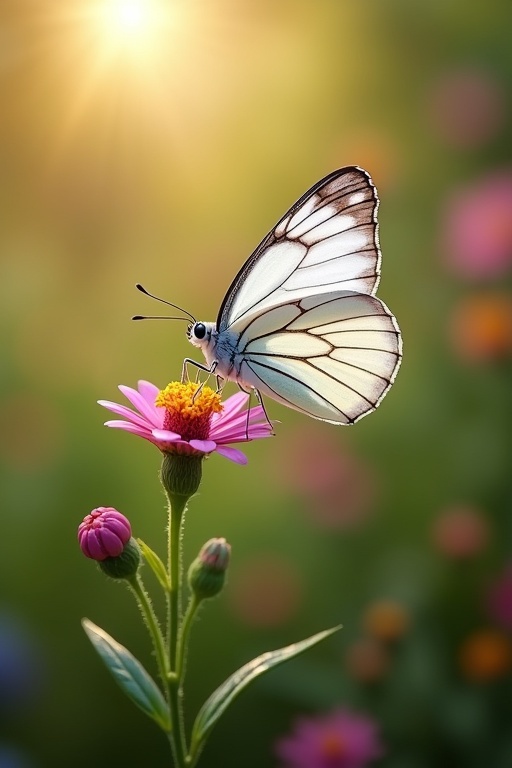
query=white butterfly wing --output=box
[235,290,401,424]
[212,166,402,424]
[217,167,382,333]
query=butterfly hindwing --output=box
[235,291,401,424]
[218,167,381,333]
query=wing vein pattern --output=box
[212,166,402,425]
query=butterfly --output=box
[138,166,402,425]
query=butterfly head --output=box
[187,321,216,352]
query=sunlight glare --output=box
[99,0,171,47]
[117,2,145,29]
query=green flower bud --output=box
[99,537,141,580]
[188,538,231,600]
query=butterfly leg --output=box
[253,387,275,435]
[236,385,275,439]
[237,383,253,441]
[181,357,217,384]
[182,358,219,401]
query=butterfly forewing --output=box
[217,167,382,333]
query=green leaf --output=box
[82,618,171,733]
[190,625,340,760]
[137,538,171,591]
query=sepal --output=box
[137,539,170,591]
[99,537,141,579]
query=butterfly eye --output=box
[193,323,207,340]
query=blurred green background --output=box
[1,1,512,766]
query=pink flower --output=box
[276,708,384,768]
[78,507,132,561]
[98,380,272,465]
[441,171,512,280]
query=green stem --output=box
[167,494,188,767]
[127,573,169,689]
[176,595,201,683]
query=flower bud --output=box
[99,538,141,580]
[78,507,132,560]
[78,507,140,580]
[188,538,231,600]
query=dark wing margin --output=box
[216,166,381,331]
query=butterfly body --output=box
[186,167,402,425]
[188,322,242,381]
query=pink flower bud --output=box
[198,538,231,571]
[78,507,132,561]
[188,538,231,600]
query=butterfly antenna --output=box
[132,315,192,322]
[135,283,196,322]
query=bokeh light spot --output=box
[449,293,512,363]
[459,629,512,681]
[432,504,490,559]
[228,554,303,628]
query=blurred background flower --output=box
[275,707,383,768]
[458,628,512,682]
[441,171,512,280]
[1,1,512,766]
[449,292,512,362]
[431,504,490,559]
[426,68,506,150]
[486,566,512,631]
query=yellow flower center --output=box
[155,381,222,442]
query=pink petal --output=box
[151,429,181,442]
[98,400,154,430]
[210,409,269,439]
[189,439,217,453]
[119,385,162,425]
[215,445,248,464]
[103,517,131,542]
[83,531,107,560]
[137,380,160,405]
[216,391,249,420]
[104,421,158,441]
[99,528,125,557]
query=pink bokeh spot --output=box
[275,707,384,768]
[98,380,273,464]
[441,171,512,280]
[432,504,490,559]
[487,566,512,631]
[275,428,377,530]
[426,69,505,149]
